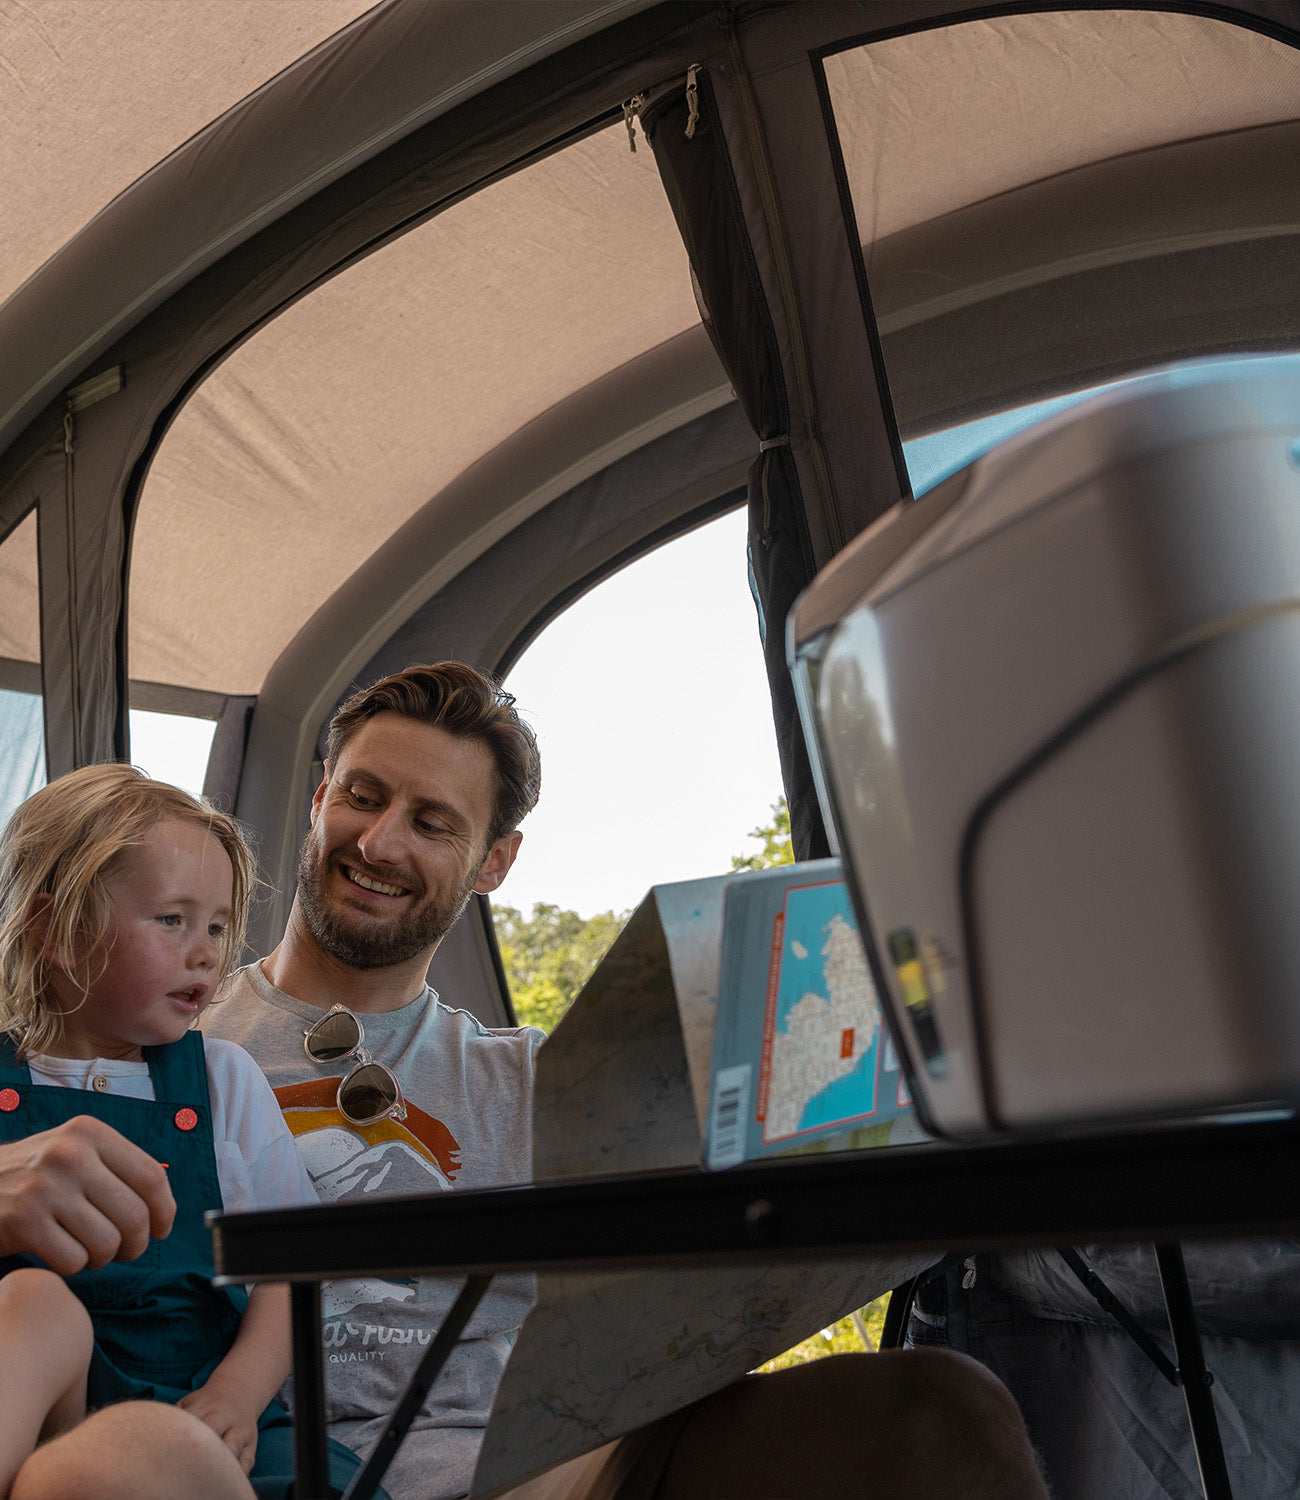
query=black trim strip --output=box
[212,1112,1300,1283]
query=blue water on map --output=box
[777,882,880,1132]
[800,1051,877,1130]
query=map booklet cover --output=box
[704,859,914,1169]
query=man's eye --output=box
[349,787,378,807]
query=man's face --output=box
[296,712,517,970]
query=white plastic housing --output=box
[791,369,1300,1137]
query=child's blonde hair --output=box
[0,764,257,1058]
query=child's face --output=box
[52,819,235,1061]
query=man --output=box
[201,663,543,1499]
[0,663,1049,1500]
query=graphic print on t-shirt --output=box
[274,1077,461,1198]
[273,1078,469,1374]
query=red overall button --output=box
[0,1088,18,1112]
[174,1108,198,1132]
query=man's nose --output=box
[357,804,407,865]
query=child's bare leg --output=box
[0,1269,92,1496]
[11,1401,256,1500]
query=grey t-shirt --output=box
[202,963,544,1500]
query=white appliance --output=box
[790,368,1300,1138]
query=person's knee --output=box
[733,1347,1020,1425]
[12,1401,253,1500]
[0,1267,93,1369]
[874,1347,1023,1420]
[0,1267,91,1333]
[664,1351,1047,1500]
[857,1349,1047,1495]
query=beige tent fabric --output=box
[6,6,1299,701]
[127,118,698,694]
[829,10,1300,251]
[0,516,38,664]
[0,0,376,308]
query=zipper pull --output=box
[685,64,701,138]
[961,1256,978,1290]
[622,95,645,153]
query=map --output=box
[472,1254,933,1495]
[761,894,882,1142]
[707,865,913,1168]
[471,865,932,1496]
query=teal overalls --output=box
[0,1031,383,1498]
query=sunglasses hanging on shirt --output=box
[302,1005,408,1127]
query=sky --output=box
[498,507,785,917]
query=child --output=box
[0,765,375,1499]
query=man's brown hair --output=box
[327,662,541,847]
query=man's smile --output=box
[339,861,412,899]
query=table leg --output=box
[292,1281,328,1499]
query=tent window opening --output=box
[127,709,219,800]
[0,511,43,829]
[496,507,784,1034]
[0,689,45,832]
[820,10,1300,466]
[903,352,1300,500]
[0,703,218,836]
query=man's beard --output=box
[296,837,477,970]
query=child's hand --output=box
[177,1379,260,1473]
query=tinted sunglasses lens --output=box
[338,1061,401,1124]
[306,1010,362,1062]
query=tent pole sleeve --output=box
[36,394,128,778]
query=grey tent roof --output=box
[4,4,1297,702]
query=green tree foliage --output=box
[730,797,794,871]
[495,903,628,1033]
[756,1295,892,1372]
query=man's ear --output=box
[309,761,331,825]
[472,831,523,896]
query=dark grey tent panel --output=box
[640,4,917,859]
[908,1243,1300,1500]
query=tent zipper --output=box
[623,64,701,154]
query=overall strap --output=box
[0,1032,30,1086]
[143,1029,210,1106]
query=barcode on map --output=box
[706,1064,752,1170]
